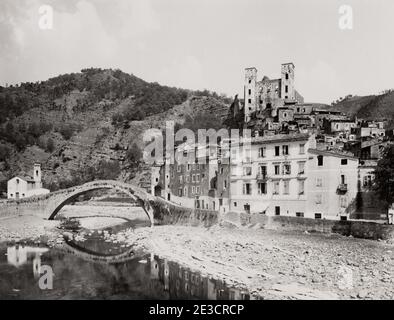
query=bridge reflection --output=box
[2,243,254,300]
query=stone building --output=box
[7,163,50,200]
[243,63,304,122]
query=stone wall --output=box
[250,214,394,240]
[150,198,218,227]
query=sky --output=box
[0,0,393,104]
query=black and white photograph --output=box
[0,0,393,307]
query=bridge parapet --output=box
[0,180,219,227]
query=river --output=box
[0,219,253,300]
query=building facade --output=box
[244,63,304,122]
[228,133,314,216]
[7,163,50,200]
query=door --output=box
[275,206,280,216]
[15,192,20,200]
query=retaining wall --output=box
[250,214,394,241]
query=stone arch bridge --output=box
[0,180,218,227]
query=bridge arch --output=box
[46,180,155,225]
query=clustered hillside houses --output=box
[152,63,391,221]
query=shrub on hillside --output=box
[0,144,10,161]
[57,124,80,140]
[46,138,55,153]
[126,143,142,164]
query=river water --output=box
[0,220,252,300]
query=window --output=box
[283,180,290,194]
[178,188,182,196]
[258,147,266,158]
[285,73,289,80]
[258,182,267,195]
[16,178,19,184]
[296,212,304,217]
[177,165,181,172]
[274,165,280,175]
[316,177,322,187]
[220,167,224,174]
[196,174,200,182]
[315,213,322,219]
[179,176,183,183]
[196,164,200,170]
[248,99,251,104]
[243,183,252,195]
[224,180,227,189]
[248,89,251,95]
[196,186,200,194]
[341,175,346,185]
[299,143,305,154]
[298,180,305,195]
[184,186,187,196]
[243,167,252,176]
[192,174,196,182]
[317,155,324,166]
[186,176,190,183]
[341,159,348,165]
[259,165,267,176]
[283,164,291,175]
[363,175,373,187]
[275,206,280,216]
[282,145,289,155]
[273,181,280,195]
[275,146,280,156]
[192,186,195,194]
[298,162,305,174]
[187,164,191,171]
[285,85,288,93]
[234,202,237,207]
[219,198,223,206]
[315,194,322,204]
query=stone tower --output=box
[244,67,257,122]
[281,63,295,101]
[33,163,42,188]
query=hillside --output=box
[0,69,231,194]
[330,91,394,126]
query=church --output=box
[7,163,50,200]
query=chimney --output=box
[33,163,42,188]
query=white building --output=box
[306,149,359,220]
[229,133,315,216]
[7,163,50,200]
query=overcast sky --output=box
[0,0,393,103]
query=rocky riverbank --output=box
[1,204,393,300]
[104,224,394,300]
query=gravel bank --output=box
[106,225,394,300]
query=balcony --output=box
[337,183,348,193]
[256,173,269,182]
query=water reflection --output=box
[0,241,254,300]
[6,245,49,279]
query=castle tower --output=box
[244,67,257,122]
[33,163,42,188]
[280,63,295,102]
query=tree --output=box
[0,144,10,161]
[126,143,142,164]
[46,138,55,153]
[373,144,394,219]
